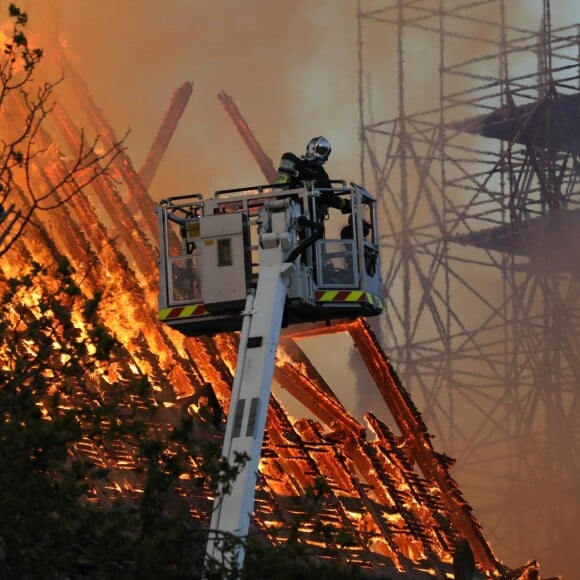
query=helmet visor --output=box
[315,144,330,158]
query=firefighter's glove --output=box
[340,198,352,214]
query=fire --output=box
[0,26,547,579]
[0,29,9,49]
[392,534,426,562]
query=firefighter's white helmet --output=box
[304,136,331,163]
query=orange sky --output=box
[26,0,362,199]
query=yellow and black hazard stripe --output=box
[315,290,383,309]
[159,303,208,321]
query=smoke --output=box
[9,1,580,577]
[357,3,580,579]
[20,0,361,198]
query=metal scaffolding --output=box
[357,0,580,575]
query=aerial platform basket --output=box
[157,182,383,336]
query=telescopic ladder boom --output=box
[204,198,300,572]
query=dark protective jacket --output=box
[275,152,349,212]
[276,152,331,189]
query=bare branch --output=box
[0,5,125,259]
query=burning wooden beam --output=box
[60,55,160,241]
[279,336,338,401]
[10,100,202,405]
[348,416,457,574]
[139,82,194,190]
[51,103,158,279]
[274,360,364,439]
[346,318,503,576]
[217,91,277,183]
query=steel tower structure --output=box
[357,0,580,575]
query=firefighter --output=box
[340,214,371,241]
[275,136,351,216]
[340,215,377,277]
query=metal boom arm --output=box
[204,201,296,573]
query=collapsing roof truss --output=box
[0,44,548,579]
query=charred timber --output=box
[274,360,364,439]
[61,56,159,240]
[217,91,277,183]
[139,82,194,189]
[51,103,158,279]
[346,318,502,575]
[28,125,199,404]
[279,337,338,401]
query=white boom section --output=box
[204,199,299,573]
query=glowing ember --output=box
[0,30,546,579]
